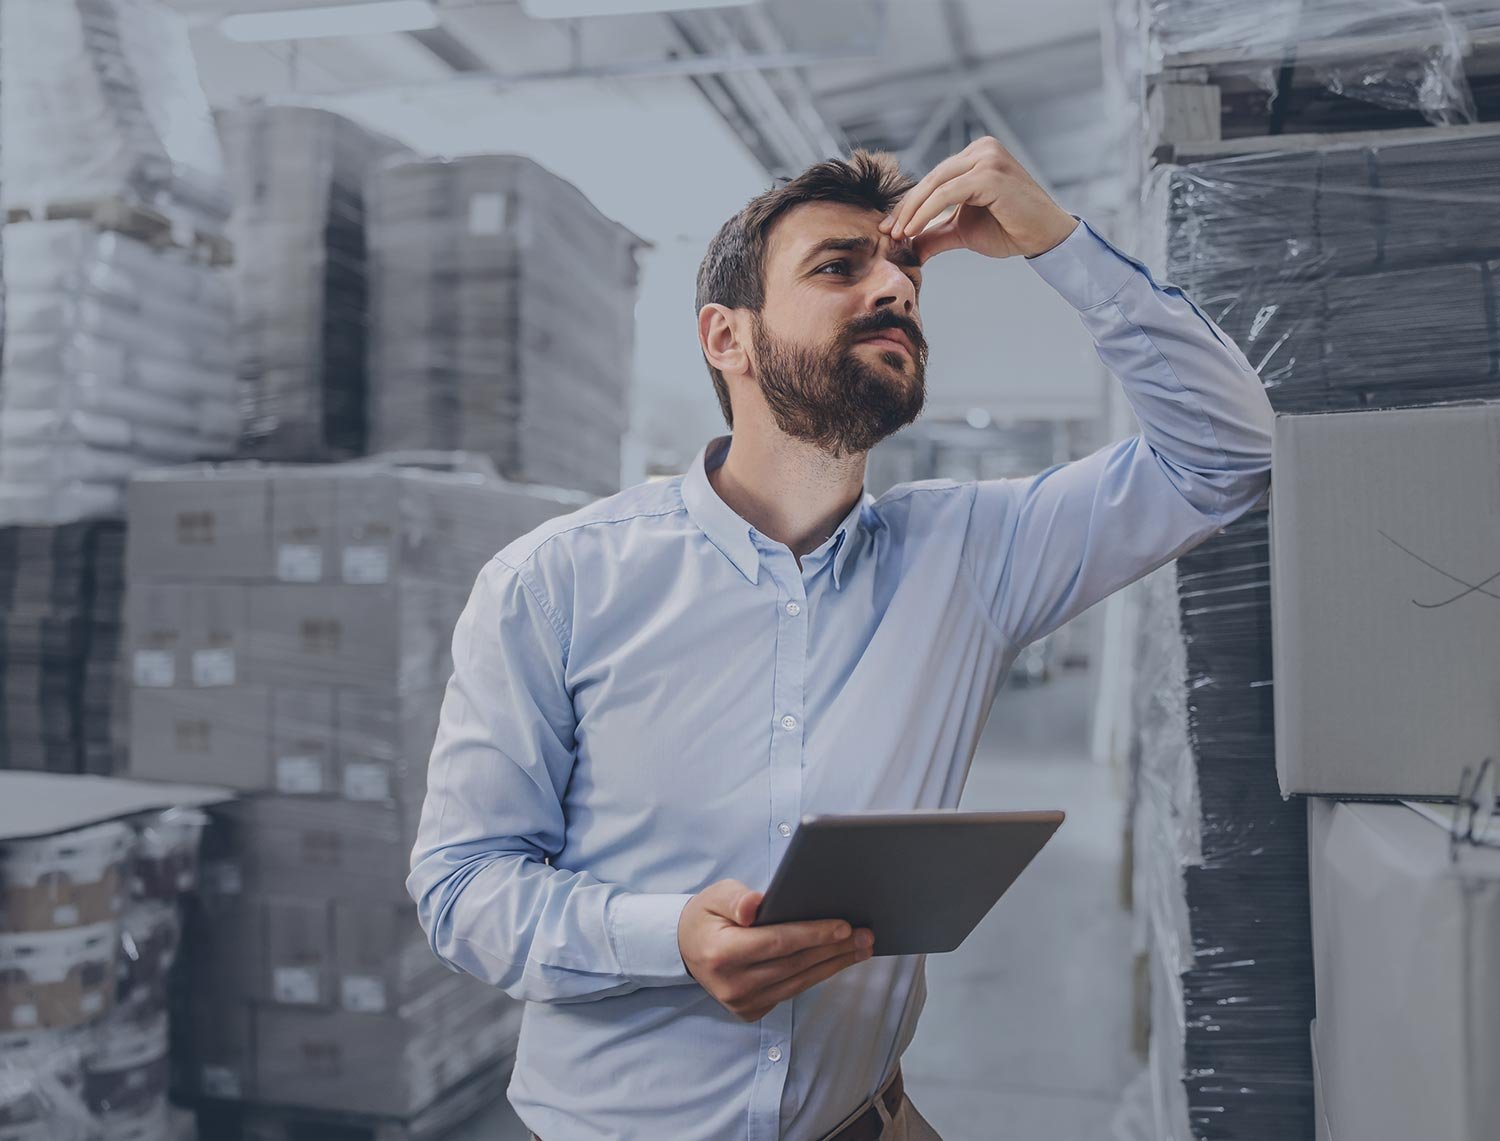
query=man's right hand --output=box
[678,879,874,1022]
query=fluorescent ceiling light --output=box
[521,0,750,17]
[220,1,438,42]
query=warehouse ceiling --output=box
[168,0,1118,215]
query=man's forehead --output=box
[767,200,905,267]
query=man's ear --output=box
[699,304,750,376]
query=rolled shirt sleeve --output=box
[407,557,696,1003]
[962,217,1274,651]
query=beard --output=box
[750,312,927,458]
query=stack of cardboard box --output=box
[1270,402,1500,1141]
[219,106,408,461]
[367,155,646,497]
[123,460,586,1119]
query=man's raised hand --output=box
[880,136,1077,264]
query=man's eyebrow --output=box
[800,236,923,272]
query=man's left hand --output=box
[879,136,1077,263]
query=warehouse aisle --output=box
[457,664,1134,1141]
[900,665,1137,1140]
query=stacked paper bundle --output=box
[1129,513,1316,1141]
[0,221,236,524]
[0,0,228,228]
[0,522,126,775]
[123,460,587,1125]
[368,155,646,497]
[219,106,408,460]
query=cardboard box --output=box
[252,972,518,1116]
[187,585,249,688]
[219,797,413,902]
[264,896,334,1007]
[331,899,447,1014]
[1272,404,1500,796]
[128,584,249,690]
[245,584,400,688]
[129,687,271,789]
[126,468,271,582]
[1307,799,1500,1140]
[269,473,337,583]
[125,583,187,690]
[270,688,336,795]
[0,822,131,932]
[334,687,441,812]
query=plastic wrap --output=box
[0,221,235,524]
[1141,0,1489,128]
[218,106,409,461]
[1308,799,1500,1139]
[0,793,204,1141]
[1149,128,1500,415]
[367,155,646,497]
[0,0,227,227]
[0,522,127,775]
[118,462,565,1117]
[1130,514,1316,1141]
[1121,119,1500,1140]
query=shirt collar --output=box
[680,435,875,590]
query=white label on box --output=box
[200,1065,240,1098]
[341,544,389,584]
[53,904,79,926]
[132,650,175,688]
[272,966,320,1005]
[468,192,506,235]
[192,649,236,687]
[341,975,387,1013]
[342,762,390,802]
[9,1004,37,1029]
[81,992,104,1015]
[277,543,324,583]
[275,755,324,794]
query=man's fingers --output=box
[911,212,967,263]
[888,151,976,238]
[716,918,853,966]
[729,889,762,928]
[738,933,860,989]
[759,946,869,1007]
[899,172,985,244]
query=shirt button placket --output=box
[752,574,808,1140]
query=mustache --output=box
[844,313,926,356]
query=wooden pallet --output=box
[191,1054,514,1141]
[4,195,233,265]
[1147,22,1500,158]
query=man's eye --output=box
[817,260,852,275]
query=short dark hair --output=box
[694,149,915,428]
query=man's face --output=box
[751,201,929,458]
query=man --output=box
[408,138,1273,1140]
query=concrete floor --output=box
[457,666,1136,1141]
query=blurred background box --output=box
[1308,799,1500,1141]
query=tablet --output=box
[752,809,1065,956]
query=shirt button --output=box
[780,714,798,731]
[778,822,791,837]
[767,1046,783,1063]
[785,601,801,616]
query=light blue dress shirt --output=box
[408,218,1274,1140]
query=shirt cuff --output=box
[607,892,696,987]
[1026,216,1139,310]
